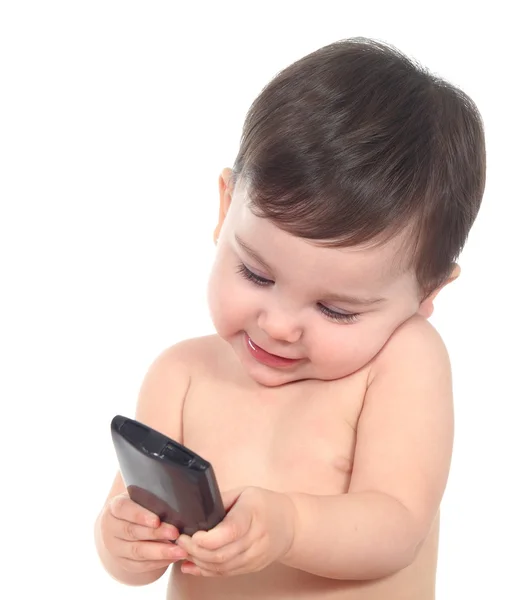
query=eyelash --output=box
[236,263,359,324]
[237,263,272,286]
[317,304,359,324]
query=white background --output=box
[1,2,518,598]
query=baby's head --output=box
[208,38,486,387]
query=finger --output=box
[181,561,203,576]
[109,494,160,529]
[176,534,197,556]
[221,487,246,511]
[114,518,179,542]
[116,539,188,563]
[178,535,249,565]
[182,548,250,577]
[181,559,223,577]
[191,504,252,551]
[181,560,201,576]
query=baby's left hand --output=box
[176,486,296,577]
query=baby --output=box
[94,37,486,599]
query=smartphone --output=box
[111,415,225,535]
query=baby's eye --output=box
[318,303,359,324]
[237,263,273,286]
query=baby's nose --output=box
[257,308,303,344]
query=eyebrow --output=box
[235,234,273,271]
[322,292,387,307]
[234,234,388,307]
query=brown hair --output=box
[231,38,486,297]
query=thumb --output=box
[192,488,250,550]
[221,487,247,511]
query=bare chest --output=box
[181,376,365,495]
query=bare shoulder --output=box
[101,337,227,501]
[146,334,229,372]
[369,315,451,384]
[350,315,454,539]
[134,335,226,440]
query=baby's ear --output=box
[214,168,234,244]
[417,264,461,318]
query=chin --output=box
[243,351,304,387]
[247,366,301,387]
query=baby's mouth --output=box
[245,334,302,368]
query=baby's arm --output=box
[282,317,454,580]
[94,342,192,585]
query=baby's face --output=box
[207,184,425,388]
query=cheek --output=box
[309,321,392,374]
[207,267,230,332]
[207,262,256,335]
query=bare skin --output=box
[95,169,454,598]
[168,334,441,600]
[95,326,445,600]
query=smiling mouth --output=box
[244,334,303,368]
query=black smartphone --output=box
[111,415,225,536]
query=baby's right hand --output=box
[100,493,188,574]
